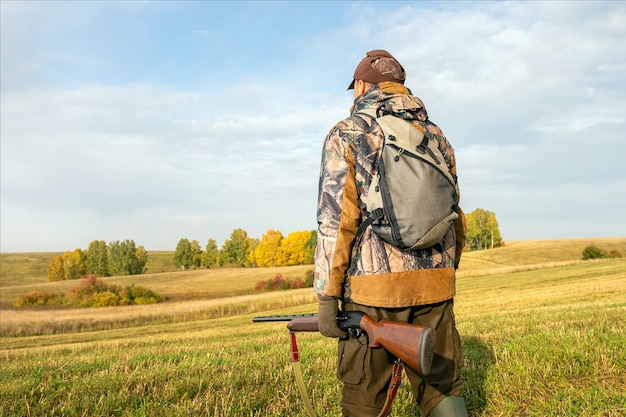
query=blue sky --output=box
[1,1,625,252]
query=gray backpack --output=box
[356,108,458,250]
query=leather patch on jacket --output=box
[348,267,456,308]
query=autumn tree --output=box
[304,230,317,264]
[220,228,256,267]
[466,208,503,250]
[277,230,312,266]
[47,255,65,281]
[201,239,220,268]
[135,245,148,273]
[250,229,284,267]
[107,240,147,276]
[174,238,203,270]
[47,250,85,281]
[62,249,85,280]
[84,240,109,277]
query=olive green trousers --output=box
[337,300,464,417]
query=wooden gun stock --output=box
[356,313,435,376]
[254,311,435,375]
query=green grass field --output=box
[1,238,625,416]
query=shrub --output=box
[14,275,164,308]
[304,269,314,288]
[134,296,161,305]
[91,291,121,307]
[68,275,112,297]
[14,291,63,307]
[289,280,306,289]
[582,245,607,260]
[128,285,163,303]
[253,273,309,292]
[270,274,285,290]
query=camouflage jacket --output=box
[313,82,466,308]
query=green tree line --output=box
[48,240,148,281]
[173,229,317,270]
[173,209,503,271]
[47,209,501,280]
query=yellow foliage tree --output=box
[47,255,65,281]
[277,231,311,266]
[63,249,85,280]
[250,229,284,267]
[466,208,503,250]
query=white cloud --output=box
[0,80,333,250]
[1,1,625,252]
[530,117,625,133]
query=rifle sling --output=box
[289,330,403,417]
[377,359,404,417]
[290,331,317,417]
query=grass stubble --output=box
[0,239,625,416]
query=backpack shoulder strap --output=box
[354,107,382,240]
[353,107,389,240]
[355,208,384,239]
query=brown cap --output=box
[348,49,406,90]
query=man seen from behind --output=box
[314,49,468,417]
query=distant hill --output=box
[1,236,624,288]
[457,237,625,277]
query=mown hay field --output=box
[1,238,625,416]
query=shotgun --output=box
[253,311,435,375]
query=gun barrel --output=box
[252,314,316,323]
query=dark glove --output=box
[317,295,348,339]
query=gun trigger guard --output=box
[348,328,363,339]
